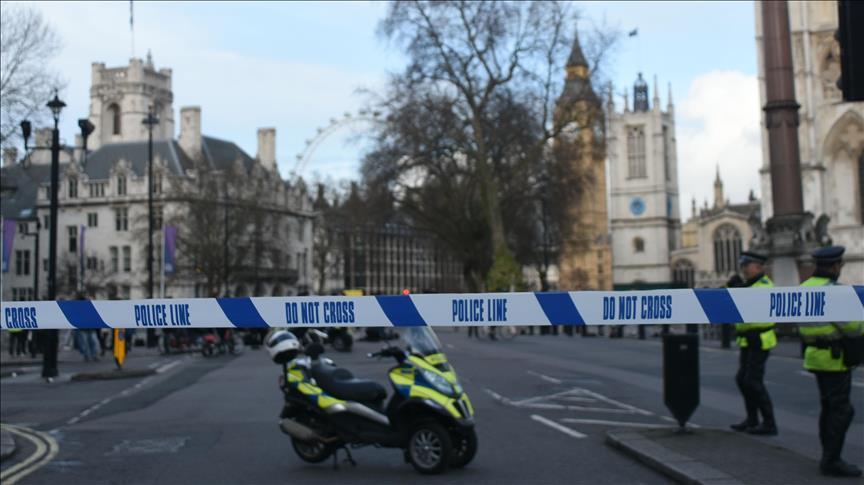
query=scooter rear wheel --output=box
[407,420,452,474]
[291,438,334,463]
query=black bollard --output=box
[663,333,700,430]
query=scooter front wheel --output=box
[291,438,334,463]
[407,420,452,474]
[449,427,477,468]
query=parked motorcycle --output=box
[268,327,476,474]
[201,329,241,357]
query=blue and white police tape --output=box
[2,286,863,330]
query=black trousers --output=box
[814,371,854,463]
[735,347,775,424]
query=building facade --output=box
[755,1,864,283]
[1,56,314,302]
[555,35,613,291]
[607,74,681,287]
[671,171,761,288]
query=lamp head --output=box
[46,90,66,122]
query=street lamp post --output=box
[46,91,65,302]
[142,106,159,299]
[44,91,65,381]
[143,107,159,348]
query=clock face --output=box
[630,197,646,216]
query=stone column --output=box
[755,0,831,285]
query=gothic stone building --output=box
[1,56,315,302]
[607,73,681,289]
[755,1,864,284]
[555,35,613,291]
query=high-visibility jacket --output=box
[798,276,864,372]
[735,275,777,350]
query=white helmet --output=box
[266,330,300,364]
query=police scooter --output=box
[268,327,476,474]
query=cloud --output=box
[18,1,389,183]
[676,70,762,218]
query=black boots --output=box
[746,422,778,436]
[820,459,863,477]
[730,420,757,432]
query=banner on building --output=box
[164,225,176,275]
[2,219,16,273]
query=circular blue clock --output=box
[630,197,646,216]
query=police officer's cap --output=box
[738,251,768,266]
[811,245,845,265]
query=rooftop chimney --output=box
[257,128,276,170]
[178,106,201,161]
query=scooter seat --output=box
[312,363,387,403]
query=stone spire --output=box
[652,75,660,112]
[667,82,674,114]
[713,165,725,209]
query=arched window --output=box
[627,125,646,178]
[108,103,121,135]
[633,237,645,253]
[859,153,863,223]
[117,175,127,196]
[673,259,695,288]
[713,224,742,274]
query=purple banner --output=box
[164,225,177,275]
[2,219,16,273]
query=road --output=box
[2,329,862,484]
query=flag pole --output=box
[160,225,165,298]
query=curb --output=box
[0,368,28,379]
[605,430,744,485]
[0,428,16,461]
[70,368,157,382]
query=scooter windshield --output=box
[403,327,443,357]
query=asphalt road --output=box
[2,329,862,485]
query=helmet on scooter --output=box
[266,330,300,364]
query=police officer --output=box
[730,251,778,435]
[799,246,863,477]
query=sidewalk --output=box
[1,343,169,382]
[607,428,827,485]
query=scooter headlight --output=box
[419,368,456,397]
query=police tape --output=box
[1,286,863,330]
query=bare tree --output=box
[0,3,64,148]
[364,1,617,290]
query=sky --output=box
[13,0,761,220]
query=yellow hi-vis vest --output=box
[735,275,777,350]
[798,276,864,372]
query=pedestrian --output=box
[799,245,863,477]
[8,328,27,357]
[467,326,479,339]
[730,251,778,436]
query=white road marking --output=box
[561,418,672,429]
[155,360,182,374]
[527,371,563,384]
[62,376,155,428]
[516,402,642,414]
[531,415,586,439]
[576,388,655,416]
[0,424,60,485]
[798,370,864,388]
[445,344,456,350]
